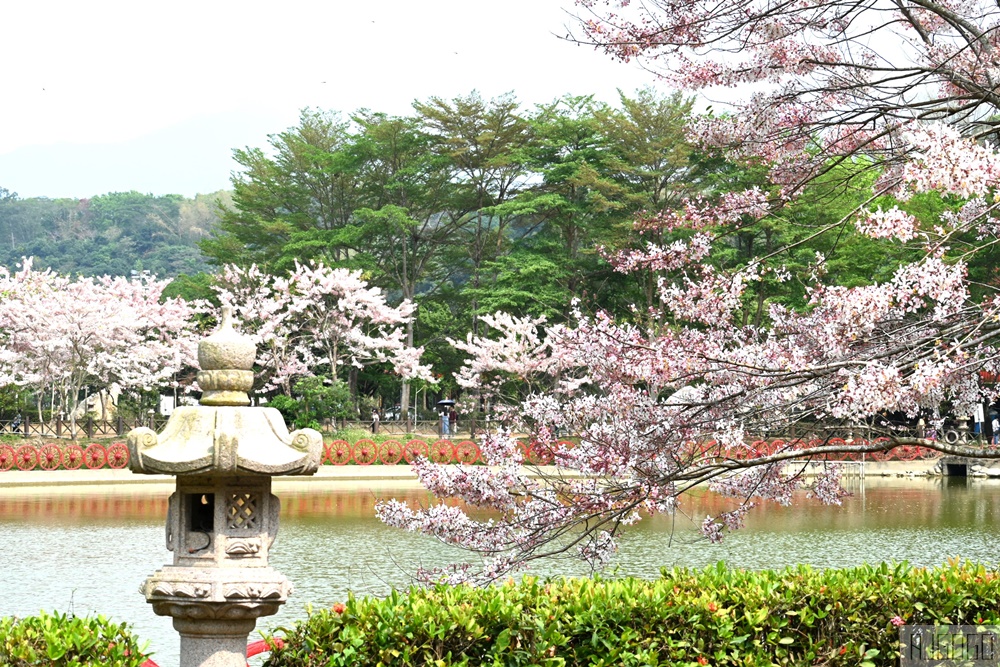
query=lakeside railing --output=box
[0,414,982,448]
[0,416,472,440]
[0,438,513,471]
[0,415,165,439]
[0,436,957,473]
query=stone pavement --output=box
[0,465,425,497]
[791,458,940,477]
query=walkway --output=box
[0,459,943,496]
[0,465,424,496]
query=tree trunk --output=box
[349,367,358,399]
[400,319,414,430]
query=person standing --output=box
[441,409,450,437]
[371,409,380,434]
[449,407,458,436]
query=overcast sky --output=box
[0,0,656,199]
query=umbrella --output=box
[436,399,456,406]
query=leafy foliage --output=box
[278,377,354,429]
[264,560,1000,667]
[0,611,149,667]
[202,90,704,408]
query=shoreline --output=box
[0,459,949,496]
[790,458,941,477]
[0,465,424,496]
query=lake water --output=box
[2,475,1000,666]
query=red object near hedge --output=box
[107,442,129,469]
[378,440,403,465]
[454,440,479,464]
[0,436,947,473]
[352,439,378,465]
[63,444,85,470]
[430,440,455,463]
[37,444,62,470]
[327,440,352,465]
[403,439,429,462]
[83,444,107,469]
[15,445,37,470]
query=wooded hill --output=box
[0,188,229,278]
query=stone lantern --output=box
[127,307,322,667]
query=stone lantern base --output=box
[144,565,292,617]
[173,618,258,667]
[143,565,292,667]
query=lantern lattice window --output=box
[227,493,258,530]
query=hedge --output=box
[263,560,1000,667]
[7,561,1000,666]
[0,611,148,666]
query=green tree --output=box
[593,88,699,316]
[201,109,362,271]
[272,376,353,430]
[519,95,629,306]
[413,92,533,332]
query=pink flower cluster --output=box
[0,260,198,420]
[855,207,920,243]
[900,124,1000,200]
[216,261,432,393]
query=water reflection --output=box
[2,476,1000,666]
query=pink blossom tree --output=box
[215,261,433,396]
[450,312,560,403]
[0,261,199,432]
[572,0,1000,194]
[214,263,312,395]
[284,261,433,384]
[377,2,1000,583]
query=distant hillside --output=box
[0,188,229,278]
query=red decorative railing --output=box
[0,438,567,471]
[0,442,130,471]
[0,437,946,472]
[139,637,284,667]
[681,438,942,462]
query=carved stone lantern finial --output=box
[126,308,322,667]
[197,306,255,407]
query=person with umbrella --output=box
[437,399,455,437]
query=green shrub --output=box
[325,429,419,445]
[267,394,300,426]
[263,560,1000,667]
[267,378,355,430]
[0,611,149,666]
[292,378,353,428]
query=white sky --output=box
[0,0,657,198]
